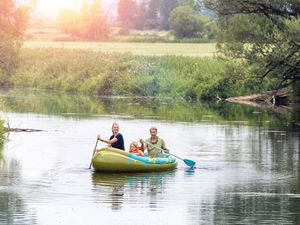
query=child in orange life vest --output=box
[129,141,144,157]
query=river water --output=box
[0,88,299,225]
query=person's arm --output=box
[161,139,169,153]
[139,139,146,152]
[98,135,118,145]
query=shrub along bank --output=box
[7,48,272,100]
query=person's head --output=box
[149,126,158,138]
[130,141,138,150]
[111,122,119,135]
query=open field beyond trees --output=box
[23,41,216,57]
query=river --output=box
[0,88,299,225]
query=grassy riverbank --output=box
[0,119,4,144]
[6,47,271,100]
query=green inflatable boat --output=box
[91,147,178,172]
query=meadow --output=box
[23,41,216,57]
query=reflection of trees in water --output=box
[91,171,176,211]
[1,88,299,127]
[187,183,300,225]
[0,151,37,225]
[253,129,300,174]
[222,126,300,174]
[189,126,300,224]
[210,187,300,225]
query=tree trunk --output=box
[225,87,289,105]
[292,81,300,103]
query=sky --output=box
[33,0,118,20]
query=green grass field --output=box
[23,41,216,57]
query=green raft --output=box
[91,147,178,172]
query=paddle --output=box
[89,138,99,169]
[144,141,196,168]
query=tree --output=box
[85,0,110,40]
[58,0,110,40]
[169,6,206,38]
[145,0,161,29]
[117,0,137,29]
[204,0,300,91]
[186,0,202,11]
[58,9,81,36]
[135,3,147,29]
[0,0,30,78]
[159,0,179,29]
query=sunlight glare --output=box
[35,0,81,17]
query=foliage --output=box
[126,0,180,30]
[169,6,209,38]
[58,0,110,40]
[0,119,3,145]
[200,62,274,100]
[186,0,203,11]
[1,87,295,129]
[117,0,137,29]
[0,97,3,144]
[0,0,30,80]
[5,47,272,101]
[159,0,180,29]
[204,0,300,91]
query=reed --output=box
[0,120,4,144]
[7,48,271,100]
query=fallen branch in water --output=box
[4,123,44,132]
[225,100,292,115]
[226,87,289,105]
[4,127,44,132]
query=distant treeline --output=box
[57,0,216,41]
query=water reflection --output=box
[0,149,37,225]
[212,185,300,225]
[0,87,299,225]
[91,171,176,211]
[0,88,299,128]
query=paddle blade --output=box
[183,159,196,167]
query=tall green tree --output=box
[169,5,206,38]
[159,0,179,29]
[145,0,160,29]
[0,0,30,79]
[204,0,300,91]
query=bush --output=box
[169,6,205,39]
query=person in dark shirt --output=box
[97,122,125,150]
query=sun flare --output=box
[35,0,81,17]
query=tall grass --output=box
[0,119,4,144]
[8,48,271,100]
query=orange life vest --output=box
[129,146,144,157]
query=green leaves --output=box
[0,0,30,77]
[205,0,300,91]
[169,6,210,38]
